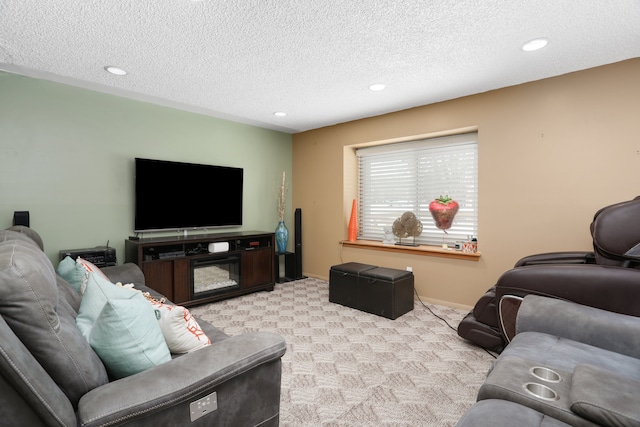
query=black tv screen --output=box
[134,158,243,232]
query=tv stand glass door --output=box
[192,255,240,298]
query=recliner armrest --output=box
[78,331,286,427]
[514,251,595,267]
[570,364,640,427]
[495,264,640,317]
[516,295,640,358]
[101,263,146,286]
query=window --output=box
[356,132,478,246]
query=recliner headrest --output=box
[591,198,640,267]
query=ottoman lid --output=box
[330,262,378,275]
[360,267,413,280]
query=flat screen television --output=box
[134,158,243,232]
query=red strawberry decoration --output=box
[429,195,459,231]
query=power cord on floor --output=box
[333,251,498,359]
[414,288,498,359]
[414,288,458,332]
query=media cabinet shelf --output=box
[125,231,275,307]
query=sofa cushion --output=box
[570,364,640,427]
[76,272,171,379]
[56,275,83,317]
[516,294,640,359]
[0,239,108,407]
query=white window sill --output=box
[340,239,481,261]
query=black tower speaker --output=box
[13,211,30,227]
[286,208,304,280]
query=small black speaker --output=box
[13,211,30,227]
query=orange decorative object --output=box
[348,199,358,241]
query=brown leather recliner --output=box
[457,197,640,352]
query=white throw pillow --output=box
[149,300,211,353]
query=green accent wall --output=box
[0,71,292,264]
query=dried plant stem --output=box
[277,171,288,222]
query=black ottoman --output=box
[359,267,414,319]
[329,263,414,319]
[329,262,377,309]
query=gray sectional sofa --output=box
[458,294,640,427]
[0,226,286,427]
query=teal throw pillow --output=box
[56,256,86,294]
[76,272,171,379]
[57,256,111,295]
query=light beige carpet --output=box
[190,277,493,427]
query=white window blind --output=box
[356,132,478,246]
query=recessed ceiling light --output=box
[522,38,549,52]
[104,66,127,76]
[369,83,386,91]
[274,112,287,117]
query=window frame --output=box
[356,132,478,247]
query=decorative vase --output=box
[275,221,289,253]
[348,199,358,241]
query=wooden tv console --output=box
[125,231,275,307]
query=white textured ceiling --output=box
[1,1,639,133]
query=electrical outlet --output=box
[406,266,412,272]
[190,392,217,422]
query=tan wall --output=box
[292,58,640,309]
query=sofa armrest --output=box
[516,295,640,358]
[496,264,640,317]
[514,251,595,267]
[78,331,286,427]
[570,364,640,427]
[101,263,146,286]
